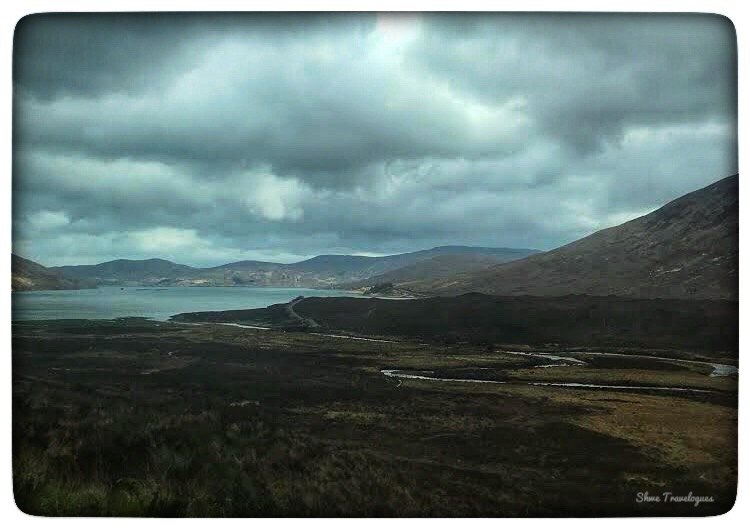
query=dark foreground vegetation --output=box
[13,318,736,516]
[173,293,738,352]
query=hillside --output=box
[342,253,514,291]
[53,258,200,286]
[171,293,738,353]
[49,246,539,288]
[410,175,738,300]
[11,254,88,291]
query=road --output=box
[285,296,320,328]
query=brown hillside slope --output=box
[343,254,510,290]
[415,175,738,300]
[12,254,86,291]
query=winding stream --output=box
[381,349,737,394]
[380,368,719,394]
[173,320,737,393]
[509,350,738,377]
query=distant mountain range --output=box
[11,245,539,291]
[341,253,515,292]
[403,175,738,300]
[12,174,738,299]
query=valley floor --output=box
[12,319,737,516]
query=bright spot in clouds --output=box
[375,13,421,45]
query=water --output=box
[381,369,718,393]
[12,286,362,321]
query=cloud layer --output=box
[13,13,737,266]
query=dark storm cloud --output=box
[410,13,737,154]
[15,12,527,187]
[14,13,376,99]
[12,13,738,266]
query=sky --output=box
[12,12,738,267]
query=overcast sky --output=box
[12,13,737,266]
